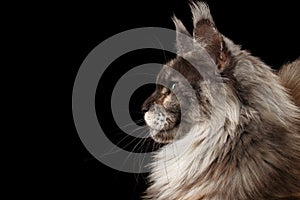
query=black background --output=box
[67,1,299,199]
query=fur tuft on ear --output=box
[172,15,190,37]
[189,1,229,70]
[190,1,214,27]
[172,15,193,55]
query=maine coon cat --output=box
[142,2,300,199]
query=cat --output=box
[142,2,300,200]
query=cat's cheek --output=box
[163,94,180,112]
[162,95,172,107]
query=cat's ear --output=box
[172,16,193,56]
[190,2,228,70]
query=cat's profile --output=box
[142,2,300,199]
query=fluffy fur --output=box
[142,2,300,199]
[279,59,300,107]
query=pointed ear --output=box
[190,2,229,70]
[172,16,193,56]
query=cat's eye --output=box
[169,81,177,91]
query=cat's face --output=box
[142,4,231,144]
[142,56,212,143]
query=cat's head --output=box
[142,2,233,143]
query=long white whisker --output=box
[154,35,169,64]
[137,136,152,174]
[120,129,150,171]
[117,119,144,129]
[163,130,170,184]
[100,126,147,158]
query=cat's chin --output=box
[149,125,180,144]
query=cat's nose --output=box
[142,94,155,113]
[141,104,150,113]
[142,100,152,113]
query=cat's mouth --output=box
[144,105,181,144]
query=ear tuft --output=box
[189,2,230,70]
[172,16,190,36]
[172,15,193,55]
[190,1,214,27]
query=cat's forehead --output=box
[158,57,185,79]
[165,57,190,71]
[157,55,208,85]
[167,56,199,73]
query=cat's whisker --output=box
[154,35,171,64]
[162,134,170,185]
[116,119,145,129]
[133,136,154,182]
[120,129,150,172]
[100,126,148,158]
[171,139,180,170]
[107,119,145,136]
[131,131,149,153]
[137,136,153,174]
